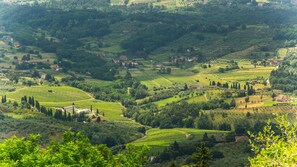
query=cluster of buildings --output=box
[171,56,198,64]
[255,0,297,7]
[113,56,141,68]
[266,58,282,66]
[62,105,90,114]
[176,0,205,7]
[61,104,106,123]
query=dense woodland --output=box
[1,4,297,78]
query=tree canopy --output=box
[249,115,297,166]
[0,132,149,167]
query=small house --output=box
[256,0,269,6]
[50,64,60,71]
[276,95,291,103]
[76,109,90,114]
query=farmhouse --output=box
[62,105,90,114]
[76,109,90,114]
[172,56,198,64]
[113,55,140,68]
[266,58,281,66]
[276,95,291,103]
[2,35,14,45]
[50,64,60,71]
[256,0,269,7]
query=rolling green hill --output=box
[132,128,227,152]
[5,86,92,102]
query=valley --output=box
[0,0,296,166]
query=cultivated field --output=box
[132,128,227,152]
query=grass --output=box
[132,128,227,152]
[5,86,92,102]
[153,96,182,107]
[131,69,174,90]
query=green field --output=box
[5,86,92,102]
[132,128,227,152]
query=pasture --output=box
[132,128,227,152]
[5,86,92,102]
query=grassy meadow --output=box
[5,86,92,102]
[132,128,228,152]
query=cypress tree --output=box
[67,113,72,122]
[28,97,32,106]
[32,97,35,107]
[72,103,75,115]
[36,101,40,111]
[212,81,216,86]
[64,110,67,121]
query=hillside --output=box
[0,0,297,166]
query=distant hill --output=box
[0,0,207,8]
[0,0,110,8]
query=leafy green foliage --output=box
[249,115,297,166]
[0,132,149,167]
